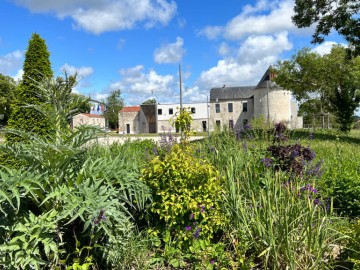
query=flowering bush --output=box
[141,143,225,250]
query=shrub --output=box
[141,143,226,265]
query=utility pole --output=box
[207,95,210,137]
[179,65,183,112]
[179,65,183,140]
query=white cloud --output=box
[154,37,185,64]
[224,0,297,40]
[218,42,232,56]
[13,69,24,82]
[94,93,109,101]
[198,0,312,41]
[198,26,223,40]
[11,0,177,34]
[312,41,345,55]
[0,50,23,75]
[60,63,94,78]
[237,32,293,63]
[110,65,176,103]
[196,32,293,89]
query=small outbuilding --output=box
[72,113,106,129]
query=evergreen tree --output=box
[6,33,53,142]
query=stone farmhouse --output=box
[118,67,302,134]
[72,113,106,129]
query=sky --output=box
[0,0,346,106]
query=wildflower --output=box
[185,226,192,231]
[152,147,158,156]
[193,228,201,239]
[190,213,194,219]
[261,157,273,167]
[210,259,215,265]
[314,199,319,205]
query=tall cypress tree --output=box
[6,33,53,142]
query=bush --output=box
[141,143,228,266]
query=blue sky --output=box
[0,0,345,106]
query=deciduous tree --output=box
[0,74,17,125]
[273,45,360,132]
[104,89,123,130]
[293,0,360,56]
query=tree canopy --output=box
[273,45,360,132]
[142,98,157,105]
[6,33,53,141]
[293,0,360,56]
[0,74,17,125]
[103,89,123,130]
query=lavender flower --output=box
[193,228,201,239]
[261,157,273,167]
[185,225,192,231]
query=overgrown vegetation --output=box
[1,34,360,270]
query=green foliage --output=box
[6,33,53,142]
[142,98,157,104]
[103,89,123,130]
[0,210,59,270]
[197,129,347,269]
[171,107,193,140]
[0,74,152,269]
[141,143,226,264]
[274,46,360,132]
[0,74,17,125]
[292,0,360,56]
[318,142,360,217]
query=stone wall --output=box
[72,114,105,129]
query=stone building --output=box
[210,68,303,130]
[118,67,303,134]
[72,113,106,129]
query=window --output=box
[228,103,233,112]
[229,120,234,130]
[215,104,220,113]
[191,107,196,114]
[169,108,173,115]
[243,101,248,112]
[158,109,162,115]
[202,121,207,132]
[216,120,221,128]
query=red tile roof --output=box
[120,106,140,112]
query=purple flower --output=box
[190,213,194,219]
[193,228,201,239]
[261,157,273,167]
[210,259,215,265]
[185,226,192,231]
[309,133,314,140]
[314,199,319,205]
